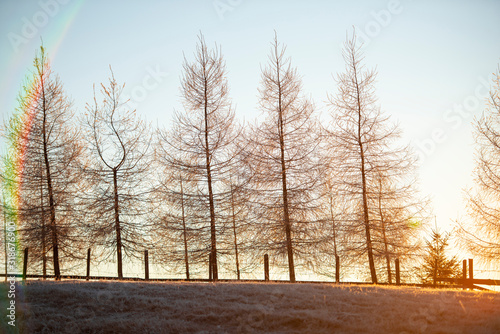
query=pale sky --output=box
[1,0,500,235]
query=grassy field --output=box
[2,280,500,333]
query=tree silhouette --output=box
[244,33,322,282]
[3,45,83,280]
[369,172,428,283]
[418,228,461,285]
[459,67,500,265]
[157,34,239,280]
[83,69,152,279]
[327,32,427,283]
[150,158,202,279]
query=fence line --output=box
[8,248,499,290]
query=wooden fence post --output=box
[144,250,149,281]
[335,255,340,283]
[395,258,400,286]
[264,254,269,281]
[209,253,213,281]
[462,259,467,290]
[86,248,91,281]
[468,258,473,289]
[23,248,28,282]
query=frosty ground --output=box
[7,280,500,333]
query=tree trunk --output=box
[329,194,338,259]
[230,183,240,280]
[378,194,392,284]
[40,177,47,279]
[277,64,295,282]
[41,81,60,280]
[180,177,190,280]
[113,168,123,279]
[204,82,218,281]
[381,220,392,284]
[360,152,377,283]
[376,177,392,283]
[329,194,340,282]
[354,62,377,284]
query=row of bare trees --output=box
[2,32,460,283]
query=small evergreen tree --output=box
[418,229,461,285]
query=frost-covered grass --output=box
[9,280,500,333]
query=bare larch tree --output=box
[2,45,83,280]
[244,33,322,282]
[328,32,426,283]
[459,67,500,264]
[84,69,152,279]
[150,156,200,279]
[369,171,428,283]
[157,34,239,280]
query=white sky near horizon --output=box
[0,0,500,252]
